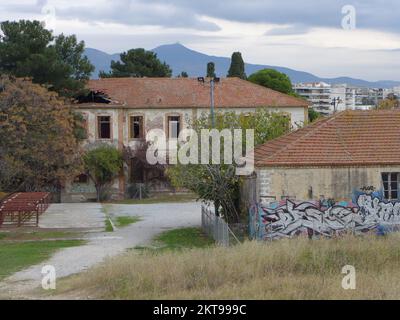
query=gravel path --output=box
[0,202,201,299]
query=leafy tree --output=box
[0,20,94,98]
[248,69,295,95]
[0,76,82,192]
[308,108,321,122]
[227,52,246,79]
[167,109,290,222]
[83,145,123,202]
[206,62,216,78]
[177,71,189,78]
[99,48,172,78]
[378,94,399,109]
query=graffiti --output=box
[250,193,400,240]
[360,186,375,192]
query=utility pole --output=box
[331,96,342,114]
[198,77,220,128]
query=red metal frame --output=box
[0,192,51,227]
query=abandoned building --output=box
[253,109,400,204]
[62,77,309,202]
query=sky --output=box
[1,0,399,81]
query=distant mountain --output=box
[84,43,400,88]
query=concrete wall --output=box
[256,166,400,202]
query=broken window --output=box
[168,116,181,139]
[98,116,111,139]
[74,174,89,184]
[382,173,399,200]
[76,90,112,104]
[130,116,144,139]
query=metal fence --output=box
[201,205,231,246]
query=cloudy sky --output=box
[1,0,400,81]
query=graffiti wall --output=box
[249,193,400,240]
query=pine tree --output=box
[227,52,246,79]
[206,62,216,78]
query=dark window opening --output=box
[168,116,180,139]
[74,174,89,184]
[76,90,112,104]
[98,116,111,139]
[382,172,399,200]
[131,158,144,183]
[130,116,144,139]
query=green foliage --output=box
[308,108,321,122]
[0,76,83,192]
[115,216,141,227]
[83,145,123,202]
[206,62,216,78]
[177,71,188,78]
[167,109,290,222]
[99,48,172,78]
[127,183,150,199]
[0,20,94,97]
[227,52,246,79]
[248,68,294,95]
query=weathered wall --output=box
[256,166,400,202]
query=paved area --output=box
[0,201,201,299]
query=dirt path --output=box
[0,202,201,299]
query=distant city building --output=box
[293,82,382,115]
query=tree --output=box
[378,94,399,109]
[308,108,321,122]
[248,69,295,95]
[0,76,82,192]
[227,52,246,79]
[167,109,290,222]
[0,20,94,98]
[177,71,188,78]
[99,48,172,78]
[83,145,123,202]
[206,62,216,78]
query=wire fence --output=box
[201,205,242,246]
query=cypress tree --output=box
[206,62,216,78]
[227,52,246,79]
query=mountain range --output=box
[84,43,400,88]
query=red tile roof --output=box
[255,110,400,167]
[80,77,308,109]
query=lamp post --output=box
[331,96,342,114]
[198,77,220,128]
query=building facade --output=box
[62,77,309,202]
[252,110,400,204]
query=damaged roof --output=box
[78,77,308,109]
[255,109,400,167]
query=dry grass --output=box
[54,234,400,300]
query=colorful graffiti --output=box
[249,193,400,240]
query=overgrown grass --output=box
[54,234,400,299]
[110,193,197,205]
[0,240,85,280]
[115,216,141,227]
[155,227,214,250]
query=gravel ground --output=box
[0,202,201,299]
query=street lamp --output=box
[198,77,220,128]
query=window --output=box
[382,173,399,200]
[74,174,89,184]
[131,158,144,183]
[130,116,144,139]
[98,116,111,139]
[168,116,180,139]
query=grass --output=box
[54,233,400,299]
[0,231,81,241]
[104,218,114,232]
[0,240,85,280]
[110,193,197,205]
[152,227,214,250]
[115,216,141,227]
